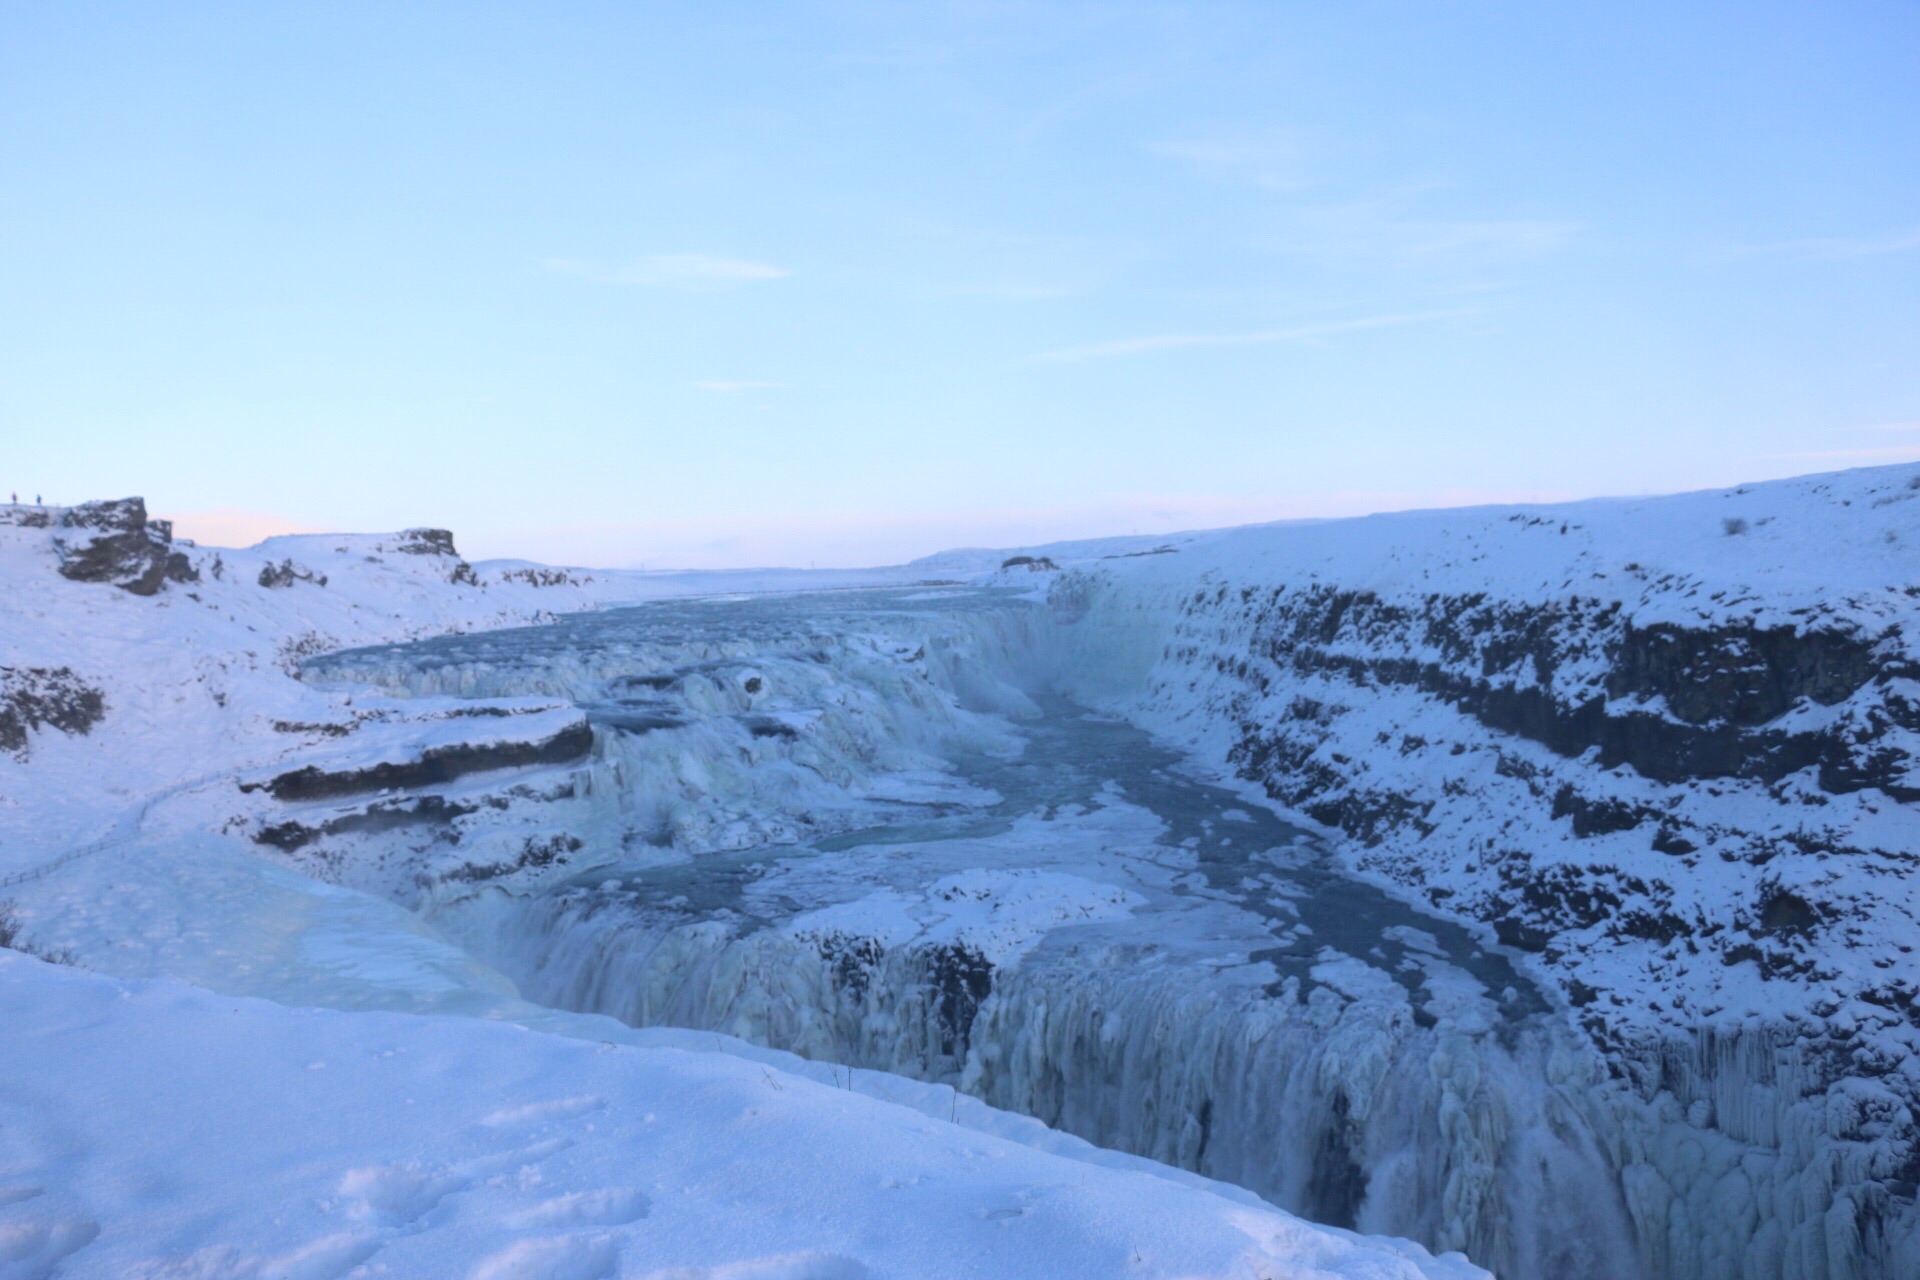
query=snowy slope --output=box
[0,499,1484,1280]
[1006,467,1920,1280]
[0,954,1484,1280]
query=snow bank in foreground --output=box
[0,954,1484,1280]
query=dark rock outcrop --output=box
[52,498,177,595]
[258,559,328,589]
[395,528,458,556]
[0,506,53,529]
[0,667,106,757]
[1202,583,1900,800]
[496,566,591,588]
[241,718,594,801]
[255,793,480,851]
[438,832,584,884]
[395,528,480,585]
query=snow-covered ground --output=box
[0,500,1485,1279]
[4,952,1489,1280]
[6,466,1919,1277]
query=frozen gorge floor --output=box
[301,588,1906,1280]
[435,693,1641,1280]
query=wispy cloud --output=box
[1035,308,1469,363]
[1149,137,1577,267]
[1276,201,1579,263]
[1149,133,1314,191]
[1723,226,1920,261]
[694,380,785,394]
[544,253,792,290]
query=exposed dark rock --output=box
[927,942,994,1060]
[255,794,480,851]
[271,719,354,738]
[612,673,678,692]
[1550,784,1655,837]
[1757,885,1823,935]
[395,528,458,556]
[495,566,590,588]
[241,719,594,801]
[1207,583,1903,798]
[1651,825,1698,856]
[0,667,106,757]
[1606,622,1876,727]
[816,932,886,999]
[437,832,584,883]
[394,528,479,585]
[52,498,175,595]
[1303,1090,1368,1230]
[1001,555,1060,572]
[743,714,796,741]
[258,559,328,589]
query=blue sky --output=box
[3,2,1916,567]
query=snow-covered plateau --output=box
[2,469,1917,1279]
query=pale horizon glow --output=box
[5,3,1916,568]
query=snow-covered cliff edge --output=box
[1030,466,1920,1279]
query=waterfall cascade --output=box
[294,582,1919,1280]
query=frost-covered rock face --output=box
[50,498,192,595]
[390,526,481,584]
[0,666,105,758]
[238,700,594,802]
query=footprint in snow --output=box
[96,1231,376,1280]
[462,1134,578,1183]
[469,1232,619,1280]
[505,1188,651,1228]
[337,1161,469,1228]
[0,1218,101,1280]
[481,1095,608,1128]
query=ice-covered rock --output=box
[0,666,104,758]
[49,497,190,594]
